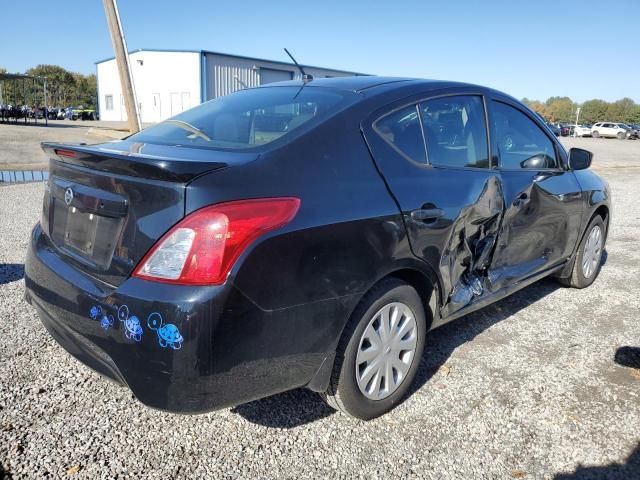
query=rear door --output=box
[363,91,505,317]
[487,97,583,288]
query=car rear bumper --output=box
[25,223,343,413]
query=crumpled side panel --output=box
[439,176,504,317]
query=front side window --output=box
[374,105,427,163]
[128,87,354,150]
[419,95,489,168]
[491,101,558,170]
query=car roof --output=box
[257,76,480,94]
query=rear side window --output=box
[491,101,558,170]
[419,95,489,168]
[374,105,427,163]
[128,87,353,150]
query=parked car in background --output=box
[69,105,98,121]
[25,77,611,420]
[591,122,633,139]
[572,125,592,137]
[622,124,639,139]
[558,124,570,136]
[546,122,561,136]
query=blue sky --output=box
[0,0,636,102]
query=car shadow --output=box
[614,346,640,370]
[234,277,562,428]
[0,263,25,285]
[553,443,640,479]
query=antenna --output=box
[284,48,313,83]
[233,75,248,89]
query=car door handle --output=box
[410,208,444,223]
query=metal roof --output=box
[94,48,366,75]
[0,73,45,81]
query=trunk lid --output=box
[40,140,258,286]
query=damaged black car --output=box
[25,77,610,420]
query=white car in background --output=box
[591,122,632,139]
[572,125,592,137]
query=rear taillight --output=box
[133,197,300,285]
[54,149,77,158]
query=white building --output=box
[96,49,363,123]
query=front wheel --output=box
[617,132,625,139]
[592,131,599,138]
[558,215,606,288]
[321,278,427,420]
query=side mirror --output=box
[520,154,553,169]
[568,148,592,170]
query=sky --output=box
[0,0,637,103]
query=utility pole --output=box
[102,0,141,133]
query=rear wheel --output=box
[558,215,606,288]
[321,278,427,420]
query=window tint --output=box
[492,102,558,169]
[419,95,489,168]
[374,105,427,163]
[128,87,353,150]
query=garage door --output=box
[260,68,293,85]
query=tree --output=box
[580,99,608,124]
[26,64,76,106]
[547,97,576,123]
[524,100,551,120]
[626,105,640,124]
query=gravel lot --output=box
[0,120,127,170]
[1,136,639,479]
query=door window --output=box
[374,105,427,163]
[491,101,558,170]
[419,95,489,168]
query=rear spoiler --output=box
[42,142,259,183]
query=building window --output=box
[105,95,113,111]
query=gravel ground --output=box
[1,144,639,478]
[0,121,127,170]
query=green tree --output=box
[26,64,76,106]
[626,105,640,124]
[607,98,636,123]
[579,99,608,124]
[71,73,97,107]
[0,67,19,104]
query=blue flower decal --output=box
[147,312,183,350]
[100,314,114,330]
[89,305,102,320]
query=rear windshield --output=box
[128,87,353,150]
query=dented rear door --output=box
[363,92,506,317]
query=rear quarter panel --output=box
[185,107,415,311]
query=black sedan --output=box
[25,77,611,420]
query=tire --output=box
[558,215,606,288]
[617,132,625,139]
[320,278,427,420]
[592,131,599,138]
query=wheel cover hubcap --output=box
[582,225,603,279]
[355,302,418,400]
